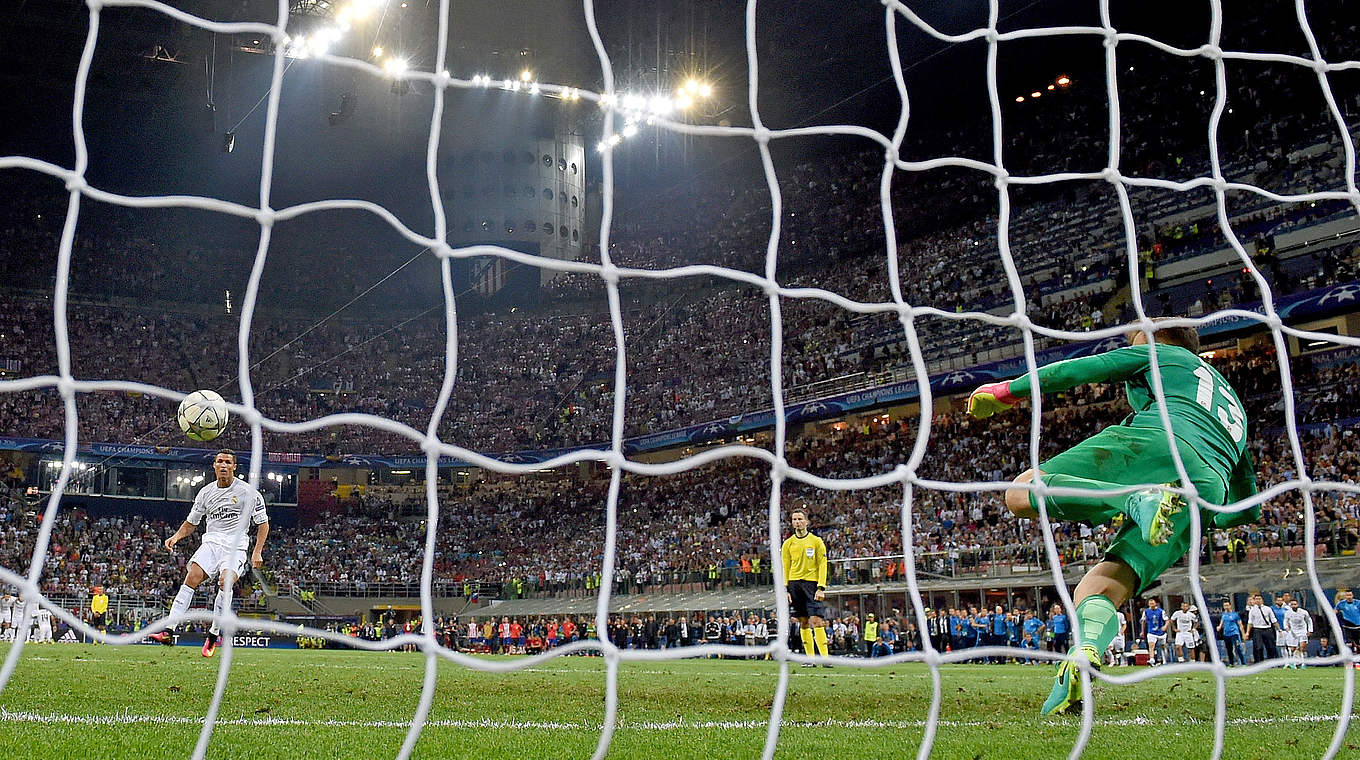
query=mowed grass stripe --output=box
[0,644,1356,760]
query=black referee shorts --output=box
[788,580,826,619]
[1342,623,1360,651]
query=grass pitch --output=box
[0,644,1355,759]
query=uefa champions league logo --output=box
[1094,336,1126,352]
[799,402,830,416]
[700,422,728,435]
[1319,283,1360,305]
[941,370,977,387]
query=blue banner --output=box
[1199,280,1360,337]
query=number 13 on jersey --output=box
[1193,364,1245,443]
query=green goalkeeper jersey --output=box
[1007,344,1258,522]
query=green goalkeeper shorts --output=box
[1040,424,1228,594]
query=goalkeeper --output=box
[967,321,1258,715]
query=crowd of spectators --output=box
[339,593,1348,668]
[1,345,1356,603]
[0,2,1355,458]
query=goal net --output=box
[0,1,1358,759]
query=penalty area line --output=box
[0,708,1347,731]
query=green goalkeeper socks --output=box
[1075,594,1119,655]
[1028,473,1128,525]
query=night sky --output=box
[0,0,1351,252]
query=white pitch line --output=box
[0,708,1349,732]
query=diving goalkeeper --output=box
[967,321,1258,715]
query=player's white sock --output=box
[168,584,195,628]
[209,587,231,637]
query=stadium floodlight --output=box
[1056,75,1071,86]
[529,81,540,95]
[621,123,638,138]
[384,57,408,75]
[1047,84,1055,91]
[520,69,532,82]
[1015,95,1025,102]
[697,82,712,97]
[675,92,693,110]
[372,45,383,57]
[607,133,621,146]
[1031,91,1041,98]
[649,95,673,115]
[684,78,699,93]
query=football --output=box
[177,389,229,442]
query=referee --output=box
[90,585,108,645]
[782,507,829,664]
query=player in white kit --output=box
[34,605,53,643]
[149,450,269,658]
[1169,602,1198,663]
[1106,609,1128,666]
[1283,600,1313,668]
[0,591,14,640]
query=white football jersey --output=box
[1170,610,1197,633]
[189,478,268,551]
[34,608,52,627]
[1284,609,1312,638]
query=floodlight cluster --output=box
[458,72,582,101]
[284,0,388,59]
[595,78,714,152]
[1015,74,1072,103]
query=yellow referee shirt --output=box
[781,532,828,588]
[91,593,108,615]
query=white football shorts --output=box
[189,542,248,580]
[1175,631,1196,648]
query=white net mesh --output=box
[0,0,1358,758]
